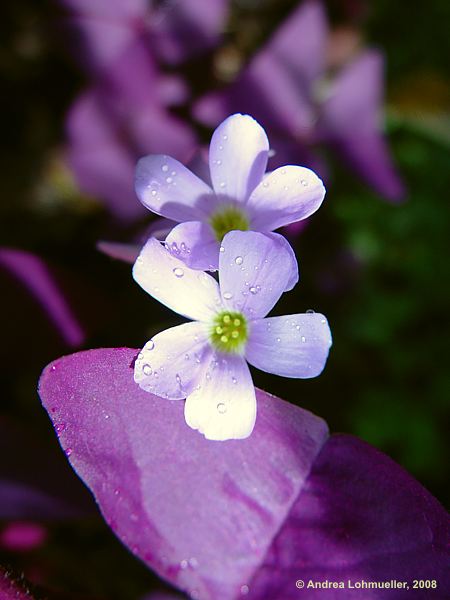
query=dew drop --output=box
[180,559,189,570]
[262,181,269,188]
[216,159,222,165]
[147,340,155,350]
[235,256,243,265]
[217,403,227,414]
[223,291,233,300]
[306,309,315,314]
[55,423,66,434]
[223,134,228,140]
[249,286,258,294]
[219,181,226,188]
[189,557,199,568]
[65,447,73,457]
[161,164,169,172]
[166,176,173,184]
[219,246,225,253]
[276,337,281,343]
[241,585,250,596]
[151,189,157,196]
[301,179,308,186]
[184,353,190,360]
[143,364,152,376]
[173,267,184,278]
[301,336,306,343]
[171,170,176,176]
[232,377,237,385]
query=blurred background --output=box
[1,0,449,597]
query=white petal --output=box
[246,313,332,378]
[248,165,325,231]
[184,354,256,441]
[209,114,269,201]
[134,323,212,399]
[135,155,216,221]
[133,238,223,321]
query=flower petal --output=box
[184,354,256,441]
[246,313,332,378]
[133,237,222,321]
[135,323,212,400]
[165,221,219,271]
[209,114,269,201]
[39,347,328,599]
[248,166,326,231]
[135,155,215,222]
[219,231,298,318]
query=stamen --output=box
[210,206,250,242]
[210,311,248,353]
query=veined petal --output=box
[165,221,220,271]
[219,231,298,319]
[184,354,256,441]
[248,166,325,231]
[246,313,332,378]
[209,114,269,202]
[135,323,212,400]
[133,238,222,321]
[135,155,216,222]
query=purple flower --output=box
[135,113,326,270]
[38,347,450,599]
[133,231,331,440]
[195,1,405,201]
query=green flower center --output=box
[210,206,249,242]
[210,311,248,354]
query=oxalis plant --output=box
[38,115,449,599]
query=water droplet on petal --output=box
[223,134,228,140]
[301,179,308,186]
[147,340,155,350]
[180,559,189,570]
[301,336,306,343]
[306,309,315,314]
[65,447,73,457]
[217,403,227,414]
[184,353,190,360]
[166,176,173,184]
[151,189,157,196]
[235,256,243,265]
[189,557,198,568]
[232,377,237,384]
[162,164,169,172]
[223,291,233,300]
[143,364,152,376]
[276,337,281,343]
[219,181,226,188]
[241,585,250,596]
[173,267,184,278]
[55,423,66,434]
[249,286,258,294]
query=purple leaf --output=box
[0,248,84,348]
[39,348,328,599]
[38,349,449,599]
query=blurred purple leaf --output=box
[65,38,197,221]
[0,248,84,349]
[195,0,405,201]
[38,348,449,599]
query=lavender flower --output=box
[133,231,332,441]
[135,113,326,270]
